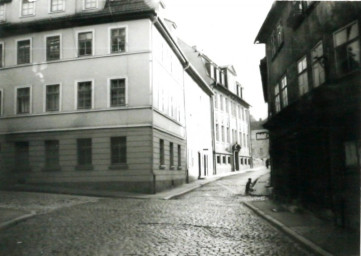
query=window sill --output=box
[170,165,176,170]
[42,166,61,172]
[75,165,93,171]
[159,165,166,170]
[108,164,128,170]
[177,166,182,170]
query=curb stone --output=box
[243,202,334,256]
[0,211,37,230]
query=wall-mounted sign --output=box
[256,132,269,140]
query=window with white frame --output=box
[221,125,225,142]
[17,39,31,64]
[110,79,126,107]
[50,0,65,12]
[46,84,60,111]
[215,124,219,141]
[280,75,288,108]
[110,28,126,53]
[298,56,309,96]
[21,0,35,16]
[17,87,31,114]
[311,41,326,87]
[274,83,280,113]
[78,32,93,57]
[46,35,60,61]
[333,21,360,76]
[84,0,97,9]
[77,81,92,109]
[0,4,5,22]
[226,127,230,143]
[0,43,3,68]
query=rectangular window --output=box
[271,21,284,57]
[311,41,326,87]
[77,81,92,109]
[0,4,5,22]
[50,0,65,12]
[239,132,242,145]
[78,32,93,57]
[17,87,30,114]
[221,126,225,142]
[17,39,31,64]
[111,137,126,164]
[46,35,60,61]
[84,0,97,9]
[110,79,126,107]
[177,145,181,167]
[217,155,221,164]
[220,95,224,111]
[226,127,230,143]
[169,142,174,167]
[77,138,92,166]
[0,43,3,68]
[45,140,59,168]
[281,75,288,107]
[225,98,228,113]
[215,124,219,141]
[159,139,164,165]
[111,28,126,53]
[15,142,29,169]
[214,93,218,109]
[334,21,360,76]
[274,84,280,113]
[223,156,226,164]
[298,56,309,96]
[22,0,35,16]
[228,156,231,164]
[46,84,60,111]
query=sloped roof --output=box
[177,39,213,85]
[102,0,155,15]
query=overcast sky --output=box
[163,0,274,120]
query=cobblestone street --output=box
[0,173,314,256]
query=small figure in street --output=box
[266,158,270,169]
[245,178,253,195]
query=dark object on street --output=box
[265,159,270,169]
[245,178,253,195]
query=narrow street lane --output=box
[0,171,314,256]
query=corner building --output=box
[0,0,190,193]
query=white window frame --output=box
[311,41,326,87]
[298,56,309,96]
[0,88,3,116]
[74,79,94,110]
[15,85,32,115]
[0,41,4,68]
[108,25,128,54]
[44,33,62,61]
[107,77,128,108]
[16,37,32,65]
[0,4,6,22]
[280,75,288,108]
[49,0,66,13]
[20,0,36,17]
[75,29,95,57]
[43,83,62,112]
[82,0,98,10]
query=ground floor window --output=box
[217,155,221,164]
[111,137,126,165]
[77,138,92,168]
[44,140,59,170]
[15,141,29,170]
[222,156,226,164]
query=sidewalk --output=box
[244,199,360,256]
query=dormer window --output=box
[50,0,65,13]
[84,0,97,10]
[21,0,35,17]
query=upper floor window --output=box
[220,95,224,111]
[0,43,3,68]
[78,31,93,57]
[109,78,126,107]
[333,21,360,76]
[274,84,280,113]
[50,0,65,13]
[270,21,284,58]
[225,98,229,113]
[17,87,31,114]
[46,35,61,61]
[298,56,309,96]
[110,28,126,53]
[281,76,288,108]
[215,124,219,141]
[21,0,35,16]
[84,0,97,10]
[17,39,31,65]
[214,93,218,109]
[77,81,92,109]
[311,41,325,87]
[0,4,5,22]
[46,84,60,112]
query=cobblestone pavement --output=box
[0,173,315,256]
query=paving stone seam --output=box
[243,202,334,256]
[0,211,36,231]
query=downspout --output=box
[210,93,217,175]
[183,63,190,183]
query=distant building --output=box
[250,118,269,167]
[256,1,360,229]
[0,0,216,193]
